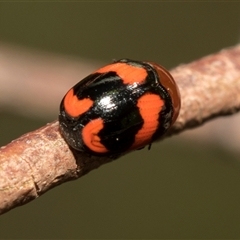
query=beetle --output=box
[59,59,180,156]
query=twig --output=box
[169,45,240,133]
[1,45,240,215]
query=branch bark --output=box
[1,45,240,215]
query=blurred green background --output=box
[1,2,240,239]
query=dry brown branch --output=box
[1,45,240,215]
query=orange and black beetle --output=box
[59,59,180,156]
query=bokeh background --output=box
[1,2,240,238]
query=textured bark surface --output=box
[1,45,240,215]
[169,45,240,133]
[0,121,113,214]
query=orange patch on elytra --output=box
[82,118,109,153]
[97,62,147,85]
[64,89,93,117]
[131,94,164,150]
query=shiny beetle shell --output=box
[59,59,180,156]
